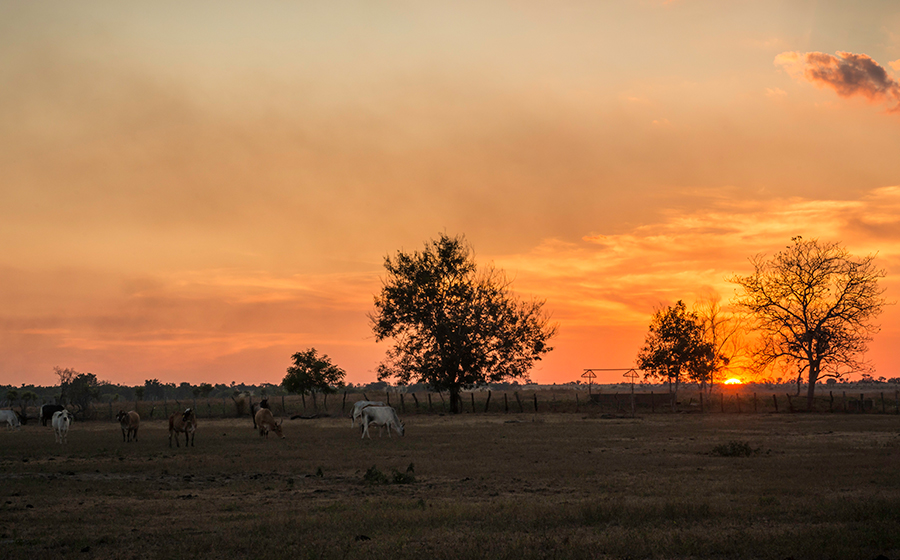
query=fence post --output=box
[282,395,286,416]
[575,392,579,413]
[342,392,347,414]
[651,391,655,413]
[412,392,419,412]
[471,393,476,413]
[427,393,433,413]
[860,393,864,413]
[773,394,778,413]
[786,394,794,413]
[484,390,492,413]
[533,393,538,413]
[504,393,509,413]
[829,391,834,413]
[386,393,391,407]
[514,392,524,413]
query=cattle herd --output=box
[1,401,405,444]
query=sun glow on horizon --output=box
[724,378,743,385]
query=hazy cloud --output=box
[775,51,900,112]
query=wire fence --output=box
[9,387,900,423]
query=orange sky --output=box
[2,1,900,387]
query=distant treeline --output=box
[0,378,547,408]
[4,377,898,409]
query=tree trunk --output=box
[807,364,820,410]
[449,385,461,414]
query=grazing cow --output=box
[254,407,284,439]
[351,400,385,428]
[168,408,197,448]
[0,409,21,430]
[40,404,65,427]
[52,410,74,444]
[116,410,140,442]
[360,406,404,439]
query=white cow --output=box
[0,409,21,430]
[360,406,404,439]
[351,401,385,428]
[52,410,74,444]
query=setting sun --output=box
[724,378,743,385]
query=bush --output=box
[363,464,416,485]
[711,440,759,457]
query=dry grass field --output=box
[2,410,899,559]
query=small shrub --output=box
[363,465,389,485]
[392,463,416,484]
[711,440,759,457]
[363,464,416,485]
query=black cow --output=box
[40,404,65,427]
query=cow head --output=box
[274,418,285,439]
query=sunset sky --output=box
[2,1,900,387]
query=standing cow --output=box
[254,408,284,439]
[0,409,21,430]
[40,404,65,427]
[52,410,74,444]
[168,408,197,447]
[351,400,385,428]
[360,406,405,439]
[116,410,140,442]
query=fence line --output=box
[16,388,900,422]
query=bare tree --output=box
[731,237,886,408]
[693,293,748,391]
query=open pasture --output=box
[2,412,899,559]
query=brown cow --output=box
[116,410,140,442]
[168,408,197,447]
[254,408,284,439]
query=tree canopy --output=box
[282,348,346,397]
[731,237,886,408]
[370,233,556,413]
[636,300,717,398]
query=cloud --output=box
[775,51,900,112]
[497,187,900,329]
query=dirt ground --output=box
[2,412,899,559]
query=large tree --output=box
[282,348,346,409]
[370,234,556,413]
[67,373,100,418]
[731,237,886,408]
[636,300,717,400]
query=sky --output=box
[2,1,900,387]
